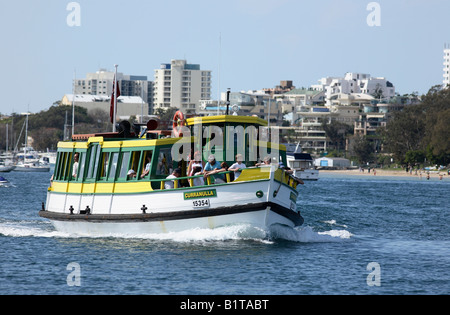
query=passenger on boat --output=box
[204,155,226,184]
[191,166,204,187]
[256,156,272,167]
[127,169,137,179]
[229,154,247,179]
[72,153,79,178]
[165,168,181,189]
[140,155,152,179]
[188,151,205,177]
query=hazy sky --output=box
[1,0,449,114]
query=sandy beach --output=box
[320,168,449,180]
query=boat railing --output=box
[156,170,235,190]
[155,167,299,190]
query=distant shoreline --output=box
[320,169,449,179]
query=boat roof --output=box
[186,115,268,127]
[58,135,192,150]
[288,153,313,160]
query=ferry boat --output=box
[39,113,304,235]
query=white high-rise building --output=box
[444,45,450,88]
[153,59,212,114]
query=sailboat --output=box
[0,124,15,172]
[14,113,50,172]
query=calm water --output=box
[0,171,449,295]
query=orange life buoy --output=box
[172,110,185,137]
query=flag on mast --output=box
[110,75,120,124]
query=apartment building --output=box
[74,69,153,113]
[444,45,450,88]
[153,59,212,115]
[61,94,148,120]
[311,72,395,105]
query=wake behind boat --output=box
[39,113,304,235]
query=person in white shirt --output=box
[72,153,79,178]
[188,151,205,177]
[140,155,152,179]
[229,154,246,180]
[165,168,181,189]
[191,166,204,186]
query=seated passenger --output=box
[229,154,246,180]
[140,155,152,179]
[255,156,272,167]
[165,168,181,189]
[204,155,226,184]
[188,151,205,176]
[191,166,204,187]
[127,169,137,179]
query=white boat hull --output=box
[47,208,295,236]
[0,165,16,173]
[294,169,319,181]
[40,169,303,236]
[15,165,50,172]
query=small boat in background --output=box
[14,161,50,172]
[285,143,319,181]
[0,163,16,173]
[0,176,11,187]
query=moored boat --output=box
[15,162,50,172]
[0,164,16,173]
[286,152,319,181]
[39,114,304,235]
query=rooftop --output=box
[63,94,145,104]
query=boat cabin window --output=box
[100,152,110,179]
[55,152,72,181]
[156,148,173,176]
[130,151,142,179]
[98,151,120,181]
[108,152,119,180]
[118,151,131,180]
[75,152,86,182]
[140,151,153,179]
[86,144,101,180]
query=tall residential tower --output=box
[153,59,212,115]
[444,45,450,88]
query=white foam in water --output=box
[104,224,272,243]
[0,221,272,243]
[1,221,351,244]
[323,219,348,228]
[269,224,352,243]
[0,222,70,238]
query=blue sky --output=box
[0,0,449,114]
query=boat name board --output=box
[290,192,298,203]
[184,189,217,200]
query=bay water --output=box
[0,171,449,295]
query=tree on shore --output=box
[382,85,450,165]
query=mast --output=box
[24,112,29,161]
[72,69,76,137]
[5,123,8,153]
[113,64,118,132]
